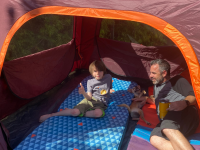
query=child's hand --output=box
[79,83,85,94]
[110,89,115,94]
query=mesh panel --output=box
[99,19,174,46]
[5,14,73,62]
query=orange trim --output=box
[0,6,200,107]
[0,6,168,76]
[163,24,200,107]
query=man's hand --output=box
[132,96,147,102]
[79,83,85,94]
[167,100,187,111]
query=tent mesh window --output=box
[99,19,175,46]
[5,14,73,62]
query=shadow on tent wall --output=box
[96,37,187,80]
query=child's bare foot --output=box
[65,108,69,110]
[39,114,52,122]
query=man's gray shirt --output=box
[87,74,112,106]
[154,80,185,116]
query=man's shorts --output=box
[150,105,199,140]
[73,98,107,117]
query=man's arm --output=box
[167,76,197,111]
[167,95,196,111]
[185,95,196,105]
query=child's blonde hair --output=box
[89,60,106,75]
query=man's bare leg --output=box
[150,129,193,150]
[163,129,193,150]
[84,109,103,118]
[39,108,80,122]
[150,135,174,150]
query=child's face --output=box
[92,67,104,80]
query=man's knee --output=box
[162,128,179,137]
[71,109,80,116]
[150,135,163,147]
[161,119,180,137]
[150,135,157,145]
[94,109,103,118]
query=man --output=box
[133,59,199,150]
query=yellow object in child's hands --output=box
[100,89,107,95]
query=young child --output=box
[39,60,114,122]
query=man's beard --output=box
[152,76,164,85]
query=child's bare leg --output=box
[52,108,80,117]
[39,108,80,122]
[85,109,103,118]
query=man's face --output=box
[149,64,165,85]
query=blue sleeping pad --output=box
[15,76,137,150]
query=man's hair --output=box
[89,60,106,75]
[150,59,170,76]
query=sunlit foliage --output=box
[99,19,174,46]
[5,15,73,62]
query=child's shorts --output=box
[73,97,107,117]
